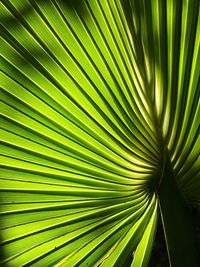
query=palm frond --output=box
[0,0,199,266]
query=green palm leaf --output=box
[0,0,199,266]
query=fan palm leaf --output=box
[0,0,199,266]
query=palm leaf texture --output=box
[0,0,200,266]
